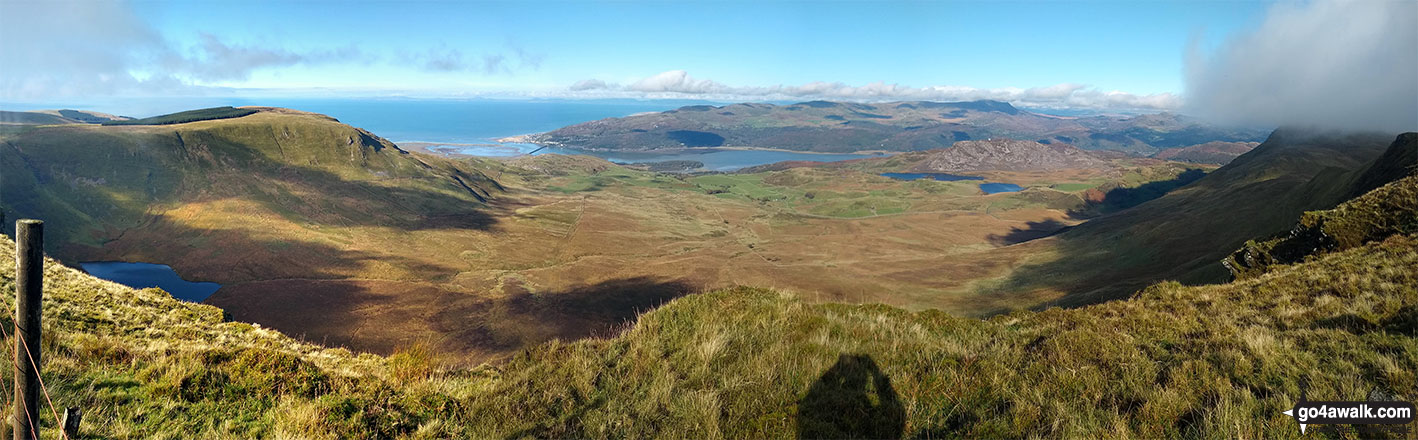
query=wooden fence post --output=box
[13,220,41,440]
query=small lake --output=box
[80,262,221,302]
[980,183,1024,194]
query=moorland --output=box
[0,104,1414,438]
[3,106,1238,362]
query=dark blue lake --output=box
[879,172,984,181]
[80,262,221,302]
[980,183,1024,194]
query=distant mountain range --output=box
[518,100,1271,154]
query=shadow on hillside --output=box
[1,129,503,260]
[1314,306,1418,337]
[987,219,1072,245]
[210,276,697,362]
[1068,168,1206,218]
[235,161,500,232]
[965,135,1395,315]
[85,215,463,285]
[438,277,698,354]
[3,125,512,285]
[797,354,904,439]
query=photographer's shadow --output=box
[797,354,905,439]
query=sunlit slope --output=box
[1,169,1414,438]
[7,106,1123,361]
[983,130,1401,307]
[0,233,385,438]
[0,107,500,267]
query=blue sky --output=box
[128,0,1265,94]
[2,0,1415,127]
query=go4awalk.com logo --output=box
[1281,386,1415,436]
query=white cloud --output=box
[569,79,611,91]
[1185,0,1417,132]
[0,1,364,99]
[400,42,545,75]
[0,2,545,101]
[569,70,1180,111]
[628,70,735,94]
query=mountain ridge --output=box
[521,99,1270,154]
[1008,129,1404,307]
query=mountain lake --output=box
[80,262,222,302]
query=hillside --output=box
[100,106,258,126]
[0,109,132,125]
[1,166,1413,437]
[6,106,1409,371]
[0,107,521,358]
[1,107,500,261]
[0,110,79,125]
[902,139,1110,173]
[517,100,1269,153]
[1151,141,1260,164]
[979,129,1406,307]
[7,106,1227,363]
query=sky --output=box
[0,0,1414,128]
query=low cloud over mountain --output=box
[1185,0,1417,132]
[569,70,1181,112]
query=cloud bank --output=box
[0,2,367,99]
[1185,0,1417,132]
[400,41,544,75]
[0,2,543,101]
[569,70,1180,111]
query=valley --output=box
[4,0,1414,437]
[0,161,1412,438]
[1,103,1414,438]
[3,106,1226,364]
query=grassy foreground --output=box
[0,174,1415,438]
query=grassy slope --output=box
[1,107,499,265]
[100,106,259,126]
[9,109,1148,362]
[0,235,388,438]
[979,130,1397,307]
[0,172,1414,438]
[1227,173,1418,278]
[0,111,78,125]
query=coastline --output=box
[397,141,528,158]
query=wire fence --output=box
[9,219,70,440]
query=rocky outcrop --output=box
[910,139,1110,173]
[1224,133,1418,278]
